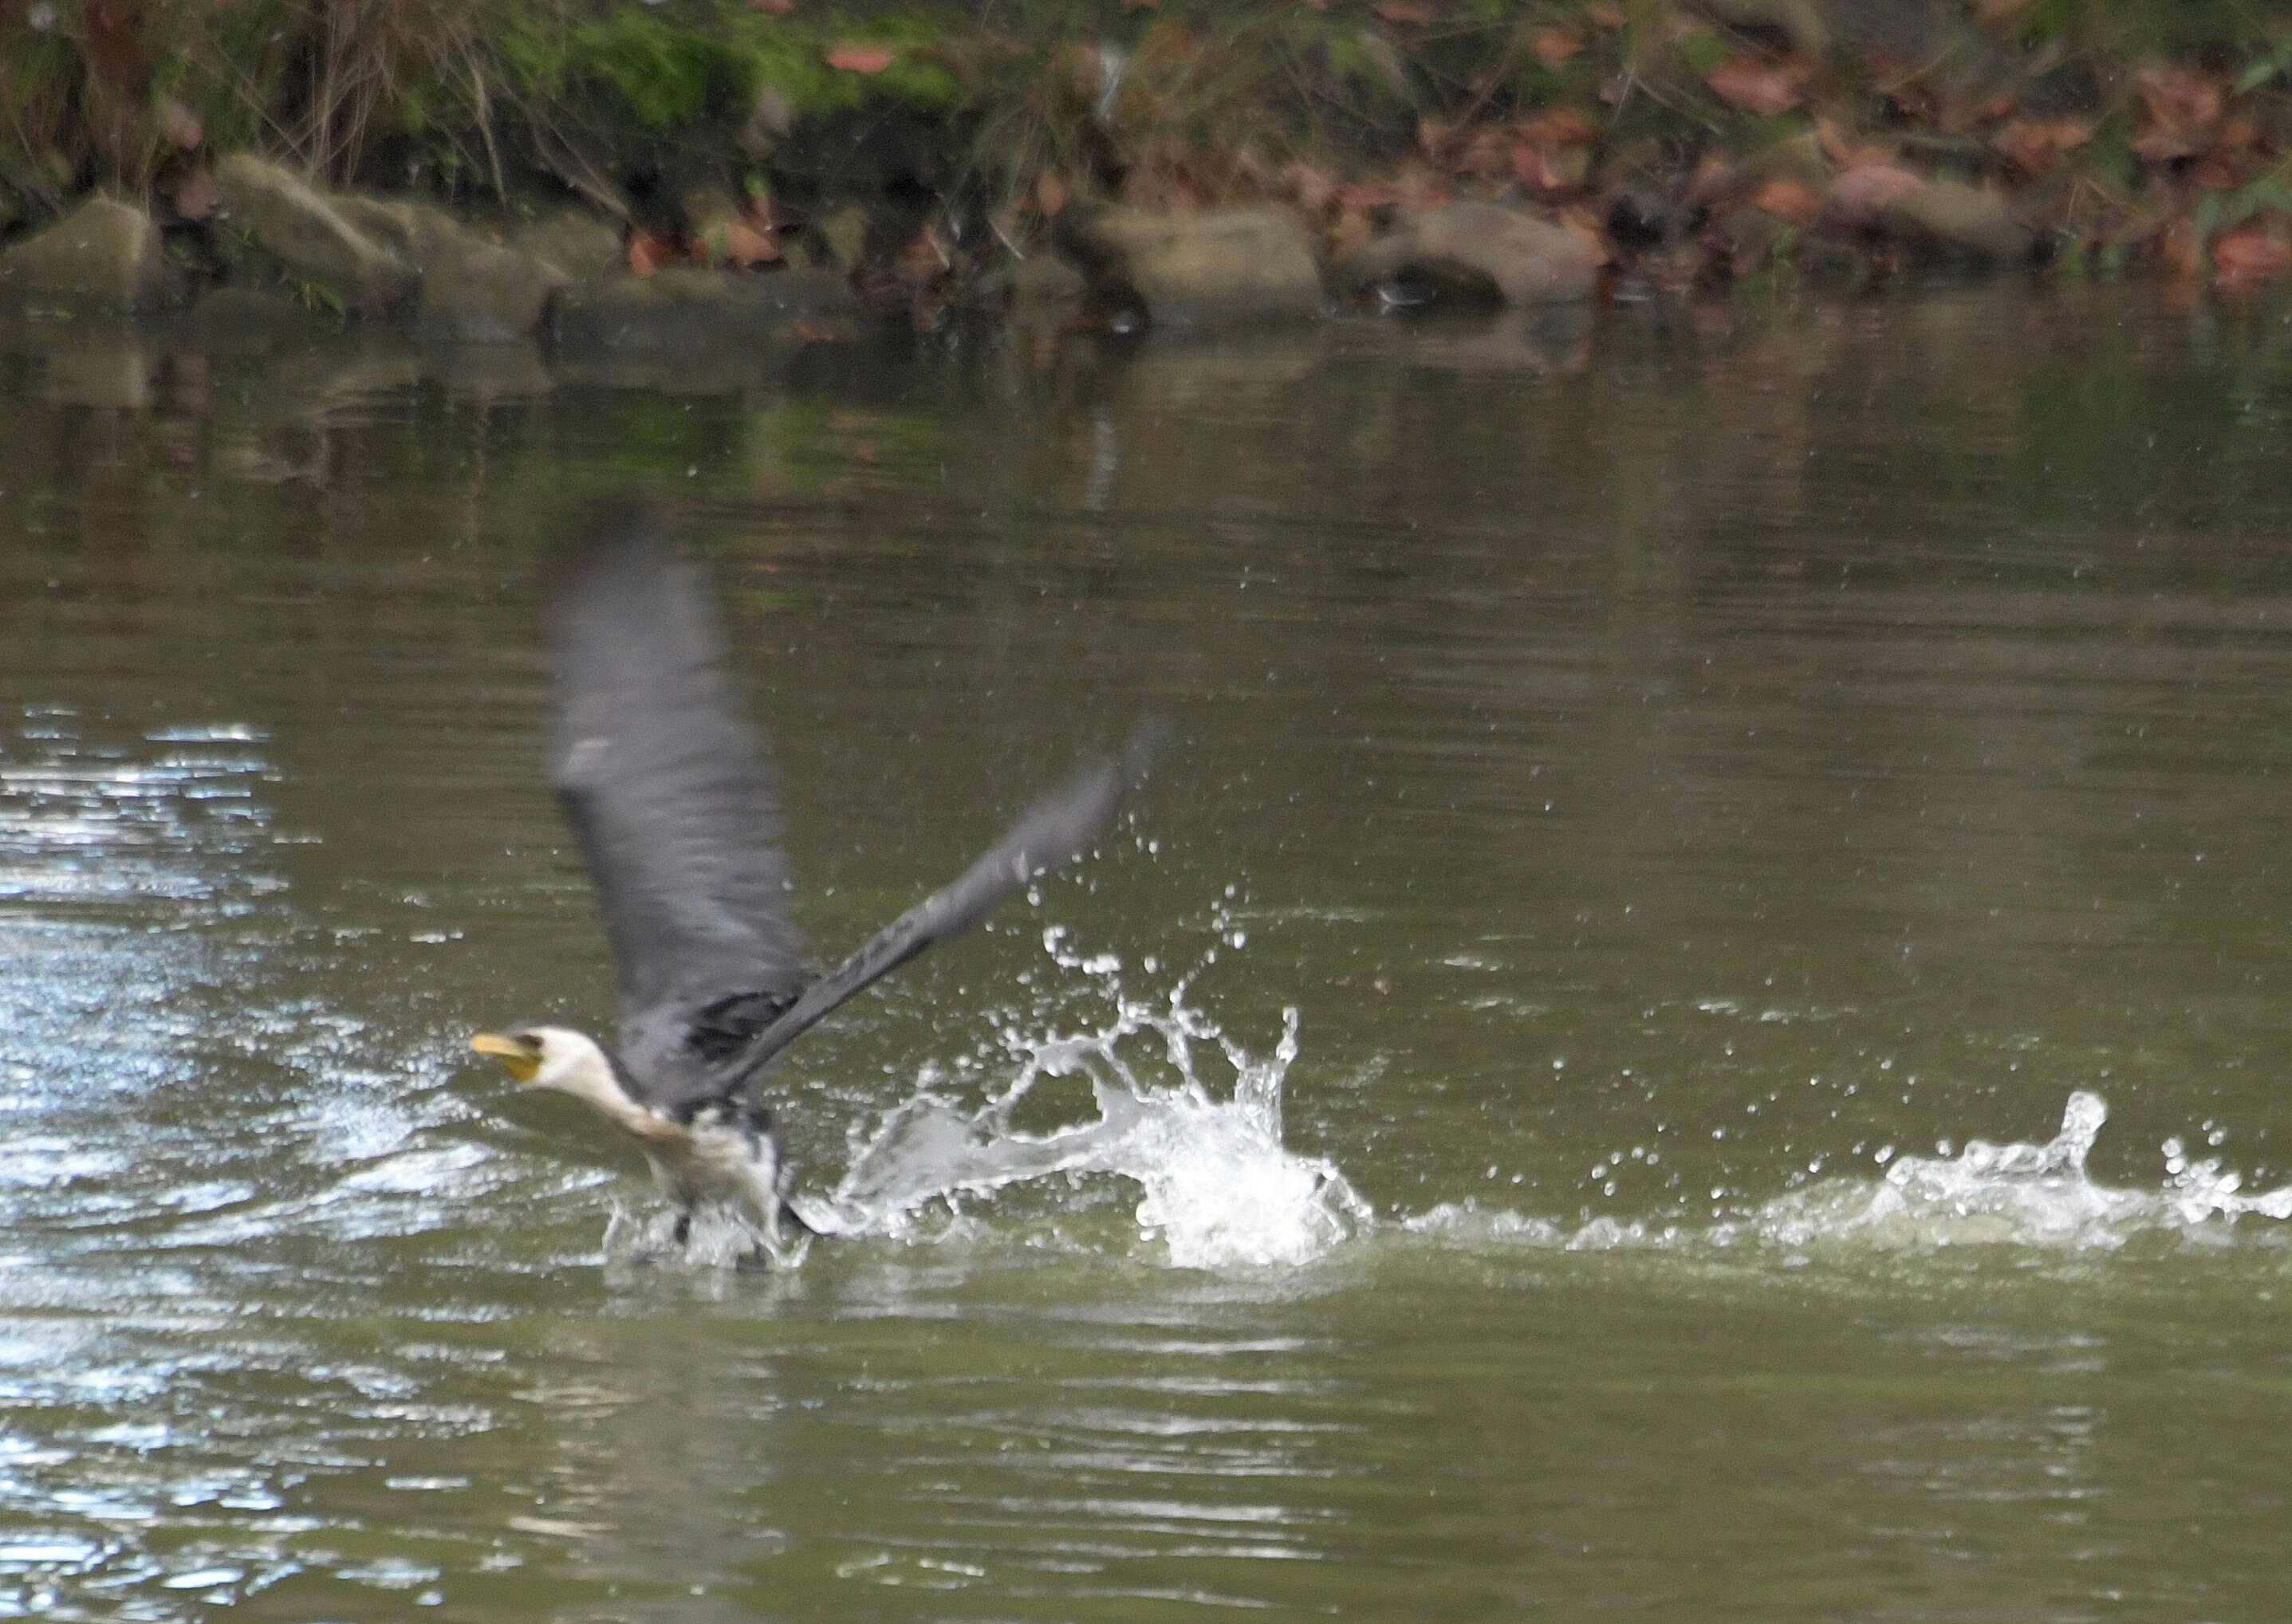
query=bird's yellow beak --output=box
[471,1031,541,1084]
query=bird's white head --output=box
[470,1024,622,1109]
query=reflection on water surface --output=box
[5,287,2292,1620]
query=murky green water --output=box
[6,285,2292,1622]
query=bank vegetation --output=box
[4,0,2291,319]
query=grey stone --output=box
[551,267,856,351]
[331,195,465,270]
[510,209,624,281]
[1059,206,1322,328]
[1878,179,2034,265]
[1342,201,1601,307]
[0,195,177,313]
[419,236,570,343]
[1007,254,1086,305]
[212,153,417,313]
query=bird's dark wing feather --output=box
[545,499,805,1090]
[705,718,1170,1103]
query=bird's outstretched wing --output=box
[545,499,806,1089]
[711,718,1170,1099]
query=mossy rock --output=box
[332,195,467,270]
[212,154,416,314]
[0,195,179,313]
[1058,206,1323,330]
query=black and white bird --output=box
[471,498,1163,1263]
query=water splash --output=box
[796,930,1369,1268]
[602,1201,814,1272]
[1414,1091,2292,1256]
[1752,1091,2292,1251]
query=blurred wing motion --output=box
[719,718,1171,1093]
[544,498,1168,1117]
[545,498,807,1100]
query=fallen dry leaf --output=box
[1391,159,1453,215]
[1687,150,1737,207]
[825,43,896,73]
[1750,176,1822,226]
[750,0,794,12]
[2133,61,2224,161]
[1522,107,1598,147]
[1532,29,1583,69]
[1284,159,1337,215]
[699,217,778,267]
[1555,204,1613,262]
[1707,56,1812,117]
[165,166,219,222]
[1451,125,1512,182]
[1328,207,1376,263]
[1973,0,2035,26]
[1374,0,1437,23]
[1814,115,1892,170]
[1510,143,1566,195]
[2136,62,2223,129]
[156,97,201,151]
[627,230,678,277]
[2212,225,2292,285]
[1826,162,1925,225]
[1991,117,2093,179]
[1511,140,1589,197]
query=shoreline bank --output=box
[5,1,2290,340]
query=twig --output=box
[530,118,630,220]
[464,40,508,203]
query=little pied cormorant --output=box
[471,498,1163,1263]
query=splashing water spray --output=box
[796,924,1369,1268]
[1417,1089,2292,1256]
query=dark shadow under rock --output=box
[549,267,856,352]
[175,285,345,353]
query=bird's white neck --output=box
[530,1028,650,1124]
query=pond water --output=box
[5,284,2292,1622]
